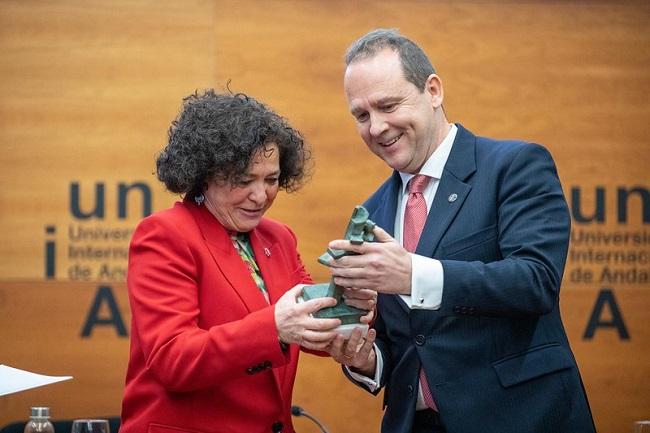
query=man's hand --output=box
[275,285,341,350]
[328,226,412,295]
[342,287,377,324]
[327,328,377,377]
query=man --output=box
[325,29,596,433]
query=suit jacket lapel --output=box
[371,127,477,312]
[367,172,412,313]
[370,171,401,237]
[417,124,477,258]
[186,202,269,313]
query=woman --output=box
[120,90,372,433]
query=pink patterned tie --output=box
[403,175,438,411]
[403,175,430,253]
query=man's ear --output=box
[425,74,444,109]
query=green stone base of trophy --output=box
[312,303,367,325]
[301,283,367,325]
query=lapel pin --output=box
[448,193,458,203]
[264,247,271,257]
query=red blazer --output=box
[120,200,312,433]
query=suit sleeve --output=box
[439,143,571,317]
[127,215,291,392]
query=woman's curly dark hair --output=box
[156,89,310,199]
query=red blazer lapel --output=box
[249,228,292,403]
[186,201,269,313]
[249,229,286,304]
[186,201,290,403]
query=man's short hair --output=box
[345,28,436,91]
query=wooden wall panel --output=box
[0,282,131,423]
[0,0,215,280]
[0,1,648,433]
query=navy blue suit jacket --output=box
[358,125,595,433]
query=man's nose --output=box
[369,112,388,137]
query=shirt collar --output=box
[399,123,458,194]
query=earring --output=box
[194,194,205,206]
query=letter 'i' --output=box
[45,225,56,278]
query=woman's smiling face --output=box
[204,144,280,232]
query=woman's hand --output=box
[274,285,341,350]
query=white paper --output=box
[0,364,72,396]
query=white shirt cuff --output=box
[344,343,383,392]
[408,254,443,310]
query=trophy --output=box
[301,205,375,336]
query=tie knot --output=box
[408,175,430,194]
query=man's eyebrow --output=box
[350,107,363,115]
[376,96,401,105]
[349,95,403,116]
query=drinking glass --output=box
[634,421,650,433]
[70,419,110,433]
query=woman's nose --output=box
[248,182,267,203]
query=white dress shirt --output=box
[347,124,458,409]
